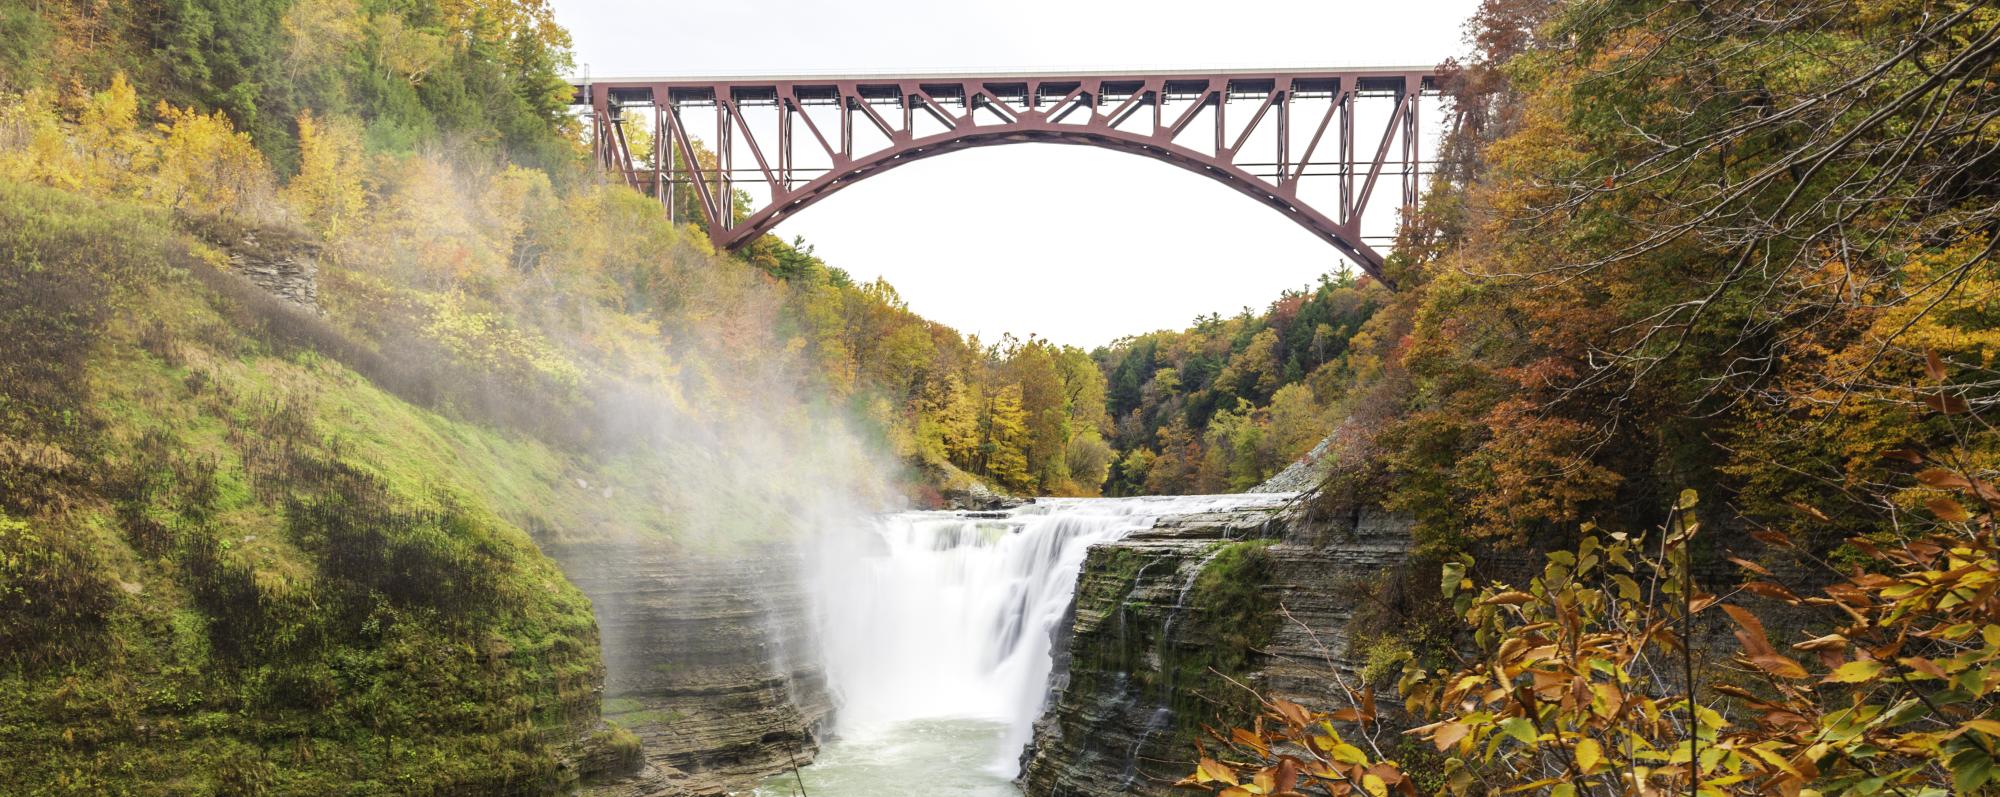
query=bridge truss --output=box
[577,67,1439,283]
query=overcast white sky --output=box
[552,0,1481,349]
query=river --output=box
[753,494,1295,796]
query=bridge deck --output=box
[571,67,1439,107]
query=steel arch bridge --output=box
[574,67,1438,285]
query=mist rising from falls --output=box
[806,493,1295,779]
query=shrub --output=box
[0,513,115,666]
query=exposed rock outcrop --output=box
[1251,434,1335,493]
[551,542,830,797]
[557,723,647,791]
[1021,504,1413,797]
[188,217,323,312]
[940,478,1028,511]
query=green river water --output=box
[751,718,1022,797]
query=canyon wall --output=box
[1021,503,1413,797]
[543,499,1419,797]
[552,542,830,797]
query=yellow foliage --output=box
[478,164,556,269]
[421,292,584,391]
[284,111,370,237]
[369,14,448,85]
[5,77,270,218]
[282,0,366,73]
[75,74,151,194]
[0,76,156,196]
[364,153,504,288]
[150,101,270,217]
[0,89,75,188]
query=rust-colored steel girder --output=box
[576,68,1438,285]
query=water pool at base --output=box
[750,718,1022,797]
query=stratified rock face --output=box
[1021,506,1411,797]
[552,542,830,797]
[225,234,319,311]
[1251,435,1335,493]
[190,219,323,312]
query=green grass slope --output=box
[0,180,605,795]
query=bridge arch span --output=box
[579,69,1436,286]
[725,125,1377,271]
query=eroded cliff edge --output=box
[1021,503,1413,797]
[552,542,831,797]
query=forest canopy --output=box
[1186,0,2000,793]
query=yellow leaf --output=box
[1362,773,1389,797]
[1198,757,1239,786]
[1745,745,1801,777]
[1330,742,1368,766]
[1791,634,1848,652]
[1826,659,1884,684]
[1481,591,1537,606]
[1576,737,1603,772]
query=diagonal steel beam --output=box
[1349,89,1412,224]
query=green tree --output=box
[1064,431,1114,492]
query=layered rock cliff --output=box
[1021,503,1412,796]
[552,542,830,797]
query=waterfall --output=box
[805,493,1294,778]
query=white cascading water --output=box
[801,493,1296,787]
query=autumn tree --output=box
[1267,383,1325,464]
[151,101,273,217]
[1146,420,1204,495]
[283,110,368,237]
[281,0,365,79]
[1187,0,2000,792]
[926,374,983,467]
[980,384,1033,494]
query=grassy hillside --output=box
[0,24,901,791]
[0,181,609,794]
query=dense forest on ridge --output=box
[1176,0,2000,794]
[1094,272,1386,495]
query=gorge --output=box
[555,489,1412,797]
[7,0,1993,794]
